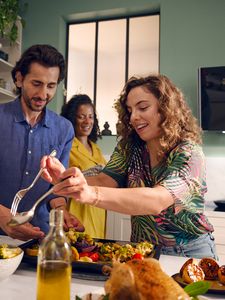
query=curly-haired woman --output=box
[43,75,217,259]
[61,94,107,238]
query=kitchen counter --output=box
[0,255,224,299]
[0,236,225,299]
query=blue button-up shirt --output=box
[0,98,74,233]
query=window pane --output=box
[67,23,95,101]
[96,19,126,135]
[129,15,159,78]
[67,15,160,135]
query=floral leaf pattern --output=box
[102,140,213,246]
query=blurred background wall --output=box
[19,0,225,158]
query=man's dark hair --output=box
[12,44,66,94]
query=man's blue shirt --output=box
[0,98,74,234]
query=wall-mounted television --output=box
[198,66,225,131]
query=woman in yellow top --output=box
[61,94,107,238]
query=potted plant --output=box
[0,0,27,44]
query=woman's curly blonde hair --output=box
[115,74,202,158]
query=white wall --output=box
[205,157,225,202]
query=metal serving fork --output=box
[10,149,57,216]
[8,186,55,226]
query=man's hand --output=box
[0,205,45,241]
[55,206,85,232]
[50,197,84,232]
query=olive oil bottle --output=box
[36,209,71,300]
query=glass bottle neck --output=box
[49,209,64,227]
[47,209,64,237]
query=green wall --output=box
[19,0,225,157]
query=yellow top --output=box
[68,137,107,238]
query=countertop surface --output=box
[0,236,225,299]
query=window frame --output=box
[65,12,160,135]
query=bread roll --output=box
[105,258,190,300]
[199,257,219,280]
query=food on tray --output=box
[218,265,225,284]
[65,228,154,263]
[179,257,205,284]
[97,240,153,263]
[24,228,154,264]
[71,246,79,261]
[66,229,96,253]
[180,257,223,284]
[179,258,198,278]
[104,258,190,300]
[182,263,205,284]
[25,243,39,256]
[79,256,93,263]
[0,244,22,259]
[199,257,219,280]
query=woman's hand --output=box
[41,156,65,184]
[41,159,98,206]
[52,167,96,206]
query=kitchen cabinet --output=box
[0,17,22,103]
[205,210,225,262]
[106,211,131,241]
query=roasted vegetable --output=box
[98,241,153,262]
[0,244,21,259]
[25,243,39,256]
[25,228,154,264]
[66,228,95,252]
[132,253,144,260]
[71,246,79,261]
[89,252,99,262]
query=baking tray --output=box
[20,238,161,280]
[172,273,225,295]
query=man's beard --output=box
[24,95,48,112]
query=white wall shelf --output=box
[0,59,14,71]
[0,17,22,104]
[0,87,16,102]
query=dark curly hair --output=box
[115,74,202,158]
[61,94,101,143]
[12,44,66,95]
